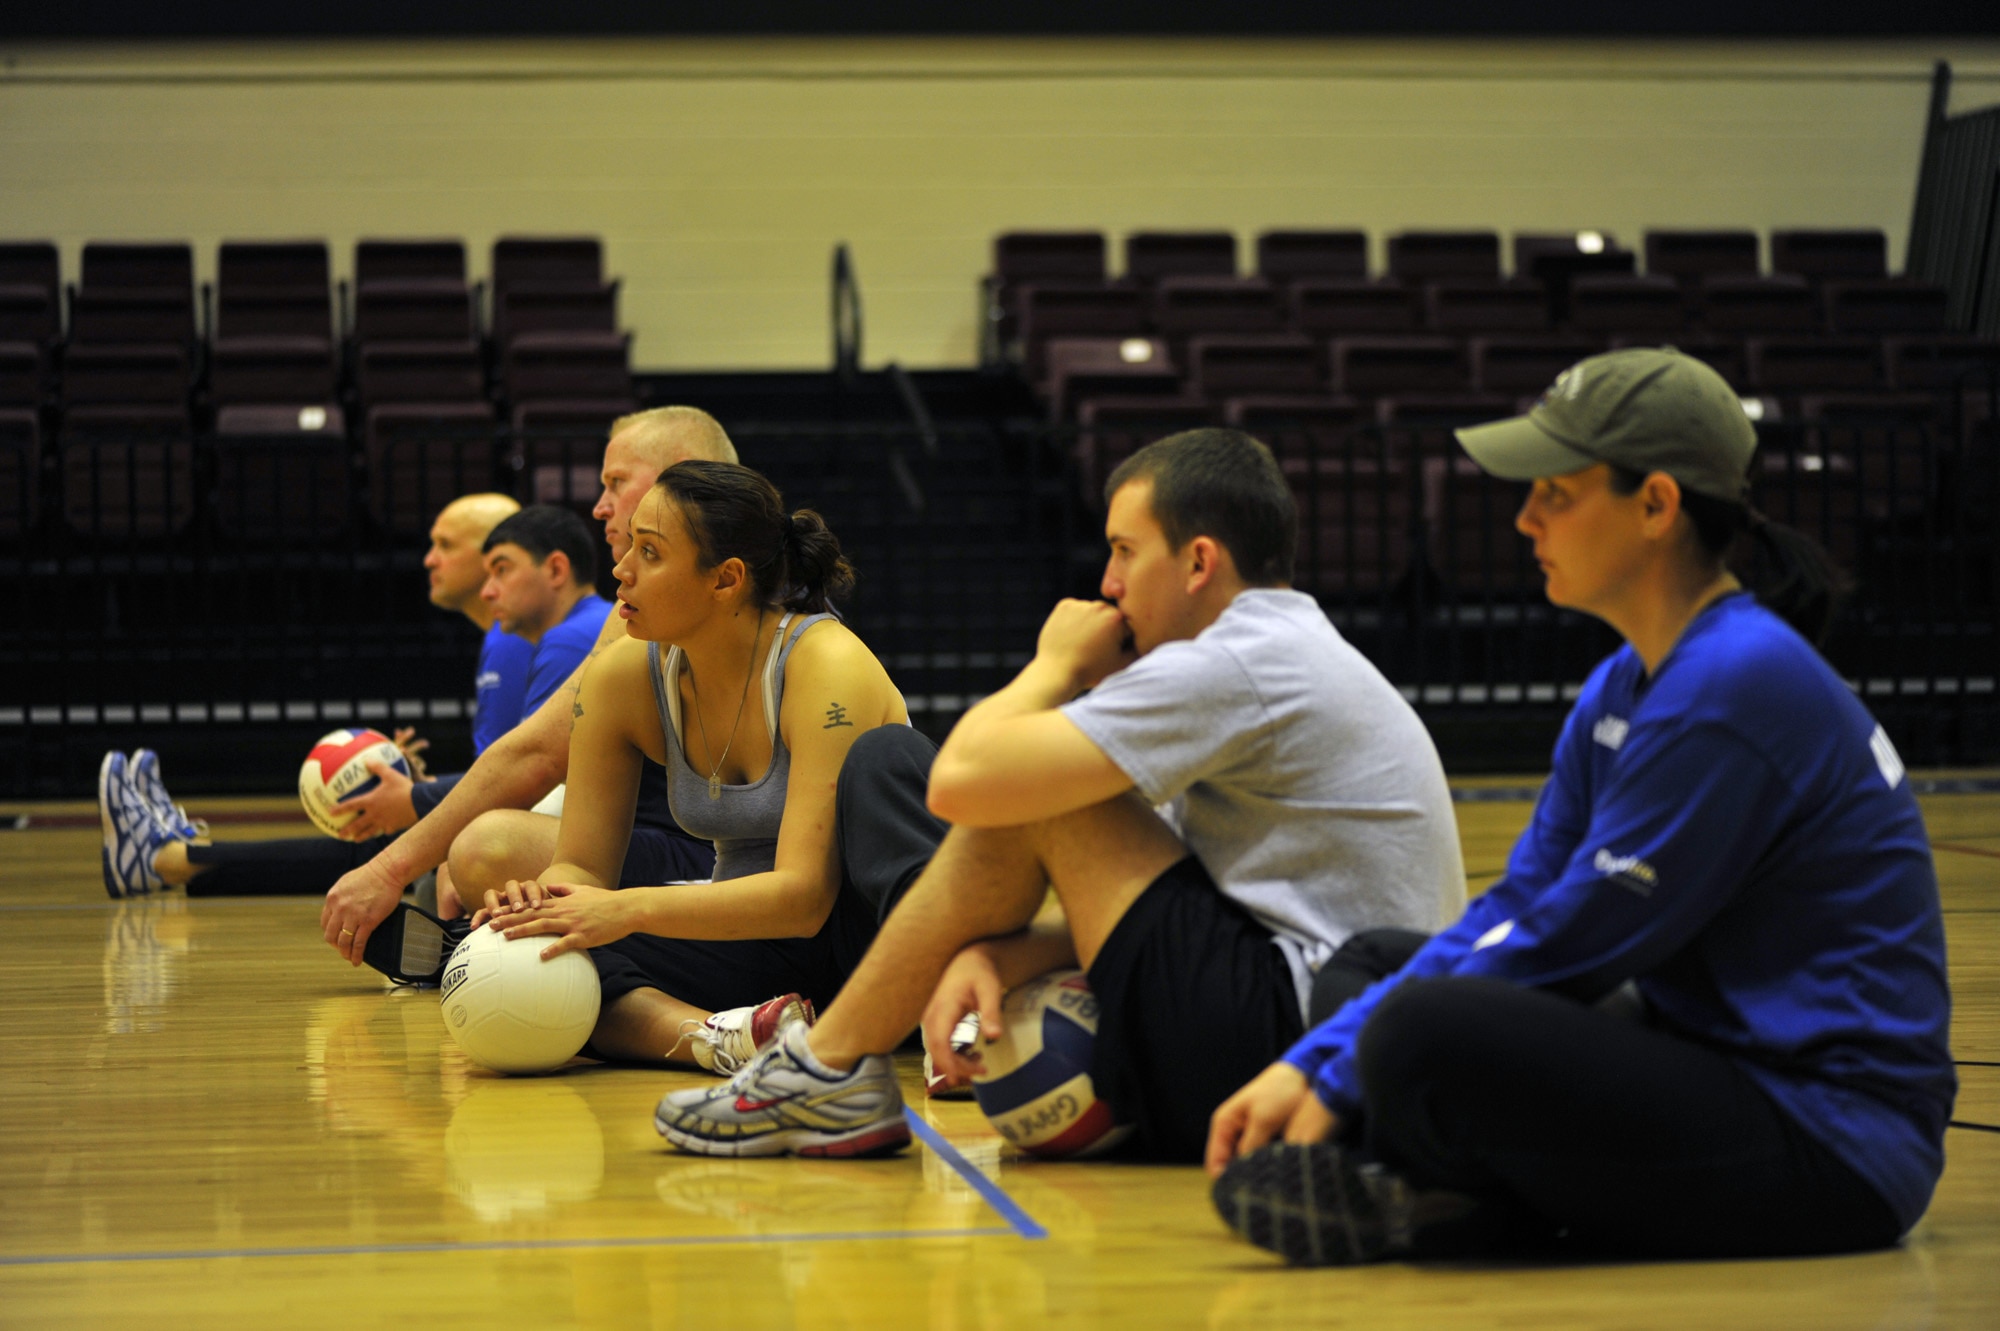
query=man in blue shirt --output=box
[99,492,533,896]
[1208,348,1953,1265]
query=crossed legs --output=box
[808,790,1186,1069]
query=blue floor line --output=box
[903,1108,1048,1240]
[0,1226,1018,1268]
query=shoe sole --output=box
[654,1112,911,1159]
[97,752,129,900]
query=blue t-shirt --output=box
[1282,594,1954,1233]
[472,622,537,756]
[525,594,612,714]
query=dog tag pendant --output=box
[709,773,722,801]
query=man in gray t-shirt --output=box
[654,428,1466,1163]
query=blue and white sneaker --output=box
[98,751,165,899]
[129,749,206,843]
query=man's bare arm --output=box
[319,612,625,964]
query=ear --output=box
[1183,534,1225,594]
[710,556,748,601]
[542,550,572,589]
[1639,472,1683,540]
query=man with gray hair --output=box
[320,406,738,964]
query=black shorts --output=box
[589,881,878,1016]
[1086,856,1306,1163]
[617,825,715,888]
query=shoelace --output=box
[673,1018,741,1073]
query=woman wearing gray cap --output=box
[1205,347,1954,1266]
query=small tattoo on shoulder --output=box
[573,700,585,719]
[823,702,852,729]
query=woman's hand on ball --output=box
[496,882,633,959]
[471,876,547,928]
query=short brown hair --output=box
[1105,428,1296,585]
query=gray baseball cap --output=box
[1454,346,1757,502]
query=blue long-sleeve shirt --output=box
[1284,593,1954,1232]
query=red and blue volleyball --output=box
[970,969,1133,1160]
[298,728,409,837]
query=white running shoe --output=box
[98,751,164,899]
[681,992,816,1075]
[923,1010,982,1100]
[654,1023,911,1158]
[129,749,206,843]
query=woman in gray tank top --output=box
[471,461,945,1073]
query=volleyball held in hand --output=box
[439,926,602,1074]
[297,728,410,837]
[971,969,1133,1159]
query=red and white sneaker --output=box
[681,993,816,1075]
[922,1011,982,1100]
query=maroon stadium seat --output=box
[80,242,193,293]
[1044,339,1181,423]
[218,241,330,294]
[216,288,333,341]
[1124,232,1237,284]
[1769,230,1888,284]
[493,283,619,349]
[1746,338,1884,394]
[994,232,1106,285]
[492,237,603,295]
[60,344,189,408]
[1188,335,1323,400]
[1823,281,1950,336]
[1644,230,1760,287]
[1426,280,1549,334]
[1256,231,1369,285]
[355,240,466,287]
[511,399,639,506]
[365,401,498,533]
[1885,336,2000,391]
[1017,284,1152,380]
[1292,452,1415,597]
[1699,274,1819,334]
[1331,337,1470,396]
[357,341,484,405]
[1072,395,1216,501]
[0,409,40,541]
[1568,274,1687,335]
[60,405,195,539]
[209,337,338,407]
[354,281,476,344]
[1152,277,1286,349]
[1224,394,1365,461]
[68,288,196,346]
[501,331,632,403]
[1291,281,1423,338]
[0,285,59,346]
[212,406,352,540]
[1471,336,1603,395]
[0,342,43,406]
[0,243,60,306]
[1386,232,1500,284]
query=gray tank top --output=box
[648,612,833,881]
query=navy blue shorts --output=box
[617,825,715,888]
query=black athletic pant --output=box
[1309,929,1901,1259]
[184,836,384,897]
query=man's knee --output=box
[448,810,554,897]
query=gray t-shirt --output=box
[1061,588,1466,1018]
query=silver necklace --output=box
[689,609,763,801]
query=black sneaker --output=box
[361,901,471,986]
[1211,1142,1483,1267]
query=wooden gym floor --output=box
[1,782,1995,1329]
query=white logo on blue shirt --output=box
[1592,715,1629,750]
[1473,919,1515,951]
[1868,725,1905,790]
[1593,848,1658,895]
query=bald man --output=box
[321,406,738,964]
[99,492,533,898]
